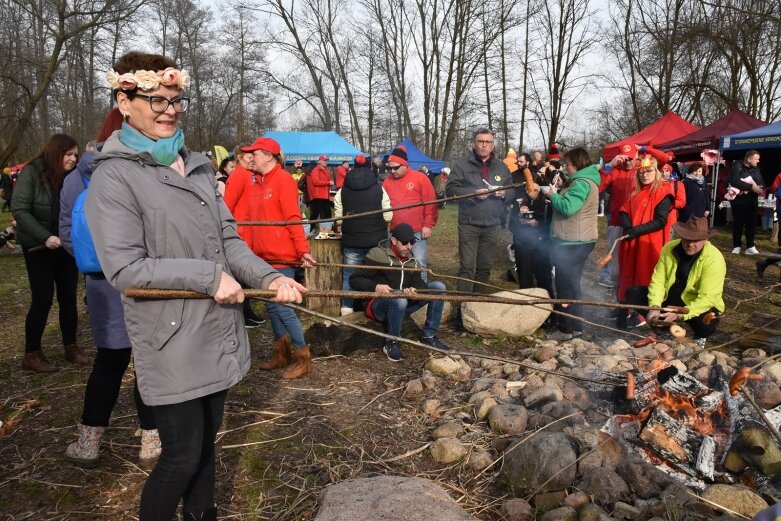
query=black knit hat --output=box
[388,145,408,166]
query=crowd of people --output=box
[1,49,775,521]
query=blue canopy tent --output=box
[384,138,446,173]
[262,130,364,166]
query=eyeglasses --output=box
[386,164,403,171]
[475,140,494,145]
[129,93,190,113]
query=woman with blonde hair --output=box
[616,158,675,328]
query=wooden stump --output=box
[306,237,342,316]
[739,312,781,353]
[306,312,420,357]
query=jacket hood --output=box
[365,238,420,267]
[344,166,377,191]
[75,149,95,179]
[92,131,208,172]
[571,164,601,185]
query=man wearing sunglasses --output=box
[382,145,439,281]
[349,223,450,362]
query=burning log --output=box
[639,409,703,471]
[660,370,710,399]
[695,436,716,480]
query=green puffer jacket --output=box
[11,158,57,249]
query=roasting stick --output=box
[595,235,629,270]
[741,388,781,449]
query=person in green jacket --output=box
[538,147,600,338]
[641,216,725,346]
[12,134,88,373]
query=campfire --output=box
[601,358,771,490]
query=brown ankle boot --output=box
[282,346,312,379]
[21,350,59,373]
[259,336,292,370]
[64,345,90,365]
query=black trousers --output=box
[308,198,332,221]
[139,390,227,520]
[456,223,500,293]
[81,348,155,429]
[732,202,757,249]
[624,285,721,339]
[23,247,78,353]
[513,226,553,296]
[549,241,594,333]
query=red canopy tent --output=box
[603,111,700,161]
[657,109,766,160]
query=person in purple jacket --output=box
[756,180,781,278]
[59,108,160,468]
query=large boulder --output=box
[314,476,477,521]
[699,484,768,518]
[411,301,455,329]
[502,432,578,494]
[461,288,552,336]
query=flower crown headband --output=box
[106,67,191,92]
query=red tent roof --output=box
[657,109,767,159]
[603,111,700,161]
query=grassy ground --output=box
[0,204,777,520]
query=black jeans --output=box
[82,348,155,429]
[456,223,500,293]
[549,241,594,333]
[732,202,757,248]
[624,285,721,339]
[513,226,553,296]
[139,390,228,520]
[308,198,332,221]
[23,247,78,353]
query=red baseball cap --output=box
[241,137,281,155]
[319,155,329,161]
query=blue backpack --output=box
[71,174,102,274]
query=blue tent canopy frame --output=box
[720,120,781,151]
[262,130,364,166]
[383,138,446,173]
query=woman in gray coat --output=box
[85,52,305,521]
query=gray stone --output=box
[405,379,424,396]
[421,370,439,389]
[425,356,461,376]
[540,506,576,521]
[469,390,492,404]
[743,348,767,359]
[474,396,497,421]
[749,380,781,409]
[612,502,641,520]
[499,499,533,521]
[452,366,472,382]
[577,504,607,521]
[488,404,528,435]
[471,378,496,393]
[503,432,577,494]
[504,363,521,375]
[576,468,630,505]
[618,458,674,499]
[595,355,620,371]
[489,380,511,402]
[430,437,469,464]
[524,385,564,408]
[700,484,768,518]
[759,361,781,384]
[560,381,592,411]
[467,449,494,470]
[563,491,589,509]
[314,476,476,521]
[422,399,441,414]
[558,354,577,367]
[534,490,567,510]
[462,288,552,337]
[669,359,687,373]
[432,422,463,439]
[535,346,558,362]
[697,352,715,365]
[524,373,545,391]
[606,339,631,355]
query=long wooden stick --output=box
[595,235,628,269]
[123,287,688,315]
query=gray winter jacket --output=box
[445,152,513,227]
[85,132,281,406]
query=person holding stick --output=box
[86,51,305,521]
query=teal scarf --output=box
[119,122,184,166]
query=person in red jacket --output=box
[223,145,265,327]
[382,145,439,281]
[598,143,669,288]
[616,158,675,328]
[335,160,349,189]
[307,155,333,235]
[238,137,317,379]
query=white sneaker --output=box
[340,307,354,316]
[731,247,741,254]
[745,246,759,255]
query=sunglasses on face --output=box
[386,164,403,171]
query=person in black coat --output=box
[729,150,764,255]
[679,162,711,224]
